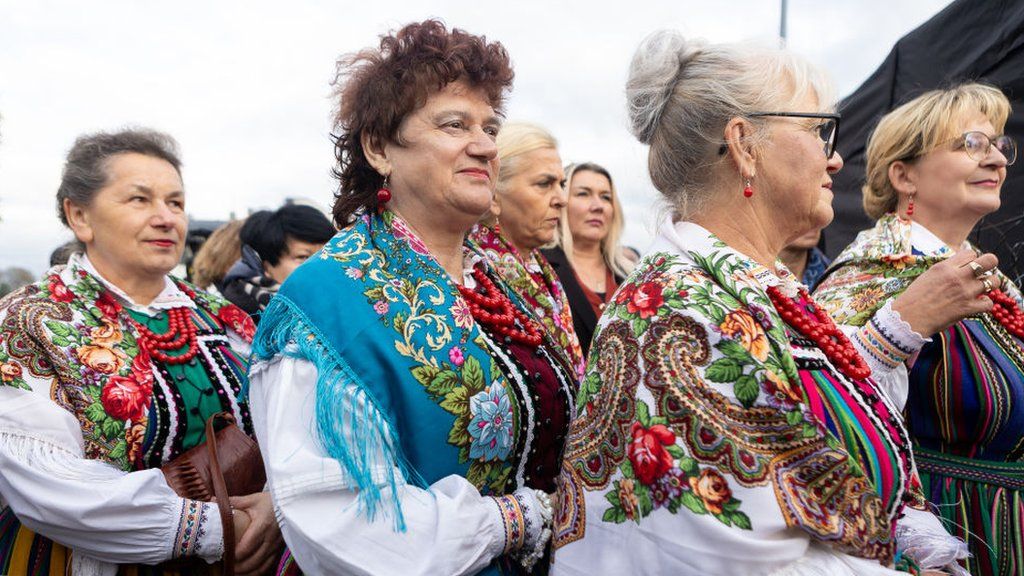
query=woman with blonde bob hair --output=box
[815,82,1022,576]
[552,30,972,576]
[542,162,634,355]
[471,121,585,378]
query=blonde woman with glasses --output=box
[816,82,1022,576]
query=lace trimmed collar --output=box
[72,253,195,316]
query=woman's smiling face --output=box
[908,115,1008,220]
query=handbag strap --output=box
[205,412,236,576]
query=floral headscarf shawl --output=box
[814,213,1023,327]
[552,221,920,573]
[470,224,586,379]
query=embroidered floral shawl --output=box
[470,224,586,380]
[814,213,1024,327]
[552,221,919,573]
[0,257,255,470]
[252,211,577,537]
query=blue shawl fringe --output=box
[251,294,429,531]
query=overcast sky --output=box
[0,0,951,276]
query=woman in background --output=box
[471,122,584,378]
[221,204,334,319]
[191,218,245,294]
[542,162,634,356]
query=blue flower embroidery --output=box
[468,385,513,461]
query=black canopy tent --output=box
[825,0,1024,285]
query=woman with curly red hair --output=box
[248,20,576,575]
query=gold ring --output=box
[966,261,985,278]
[982,277,994,293]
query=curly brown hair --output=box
[329,19,515,227]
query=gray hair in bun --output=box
[626,30,835,218]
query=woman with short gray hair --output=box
[0,128,281,574]
[552,31,970,575]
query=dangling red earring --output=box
[906,192,915,218]
[376,176,391,212]
[743,178,754,198]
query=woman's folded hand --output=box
[231,492,284,576]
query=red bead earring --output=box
[906,192,915,218]
[743,178,754,198]
[376,176,391,211]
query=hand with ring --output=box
[966,260,986,278]
[891,249,999,337]
[979,271,1002,294]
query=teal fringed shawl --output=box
[251,210,530,532]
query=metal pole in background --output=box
[780,0,788,46]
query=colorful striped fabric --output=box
[814,214,1024,576]
[797,349,905,507]
[0,508,65,576]
[907,315,1024,576]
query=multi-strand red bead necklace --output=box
[766,285,872,381]
[126,284,200,365]
[989,289,1024,340]
[457,267,543,347]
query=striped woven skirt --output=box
[916,446,1024,576]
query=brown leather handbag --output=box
[161,412,266,576]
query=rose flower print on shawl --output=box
[554,226,919,569]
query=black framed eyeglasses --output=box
[954,131,1017,166]
[748,112,841,159]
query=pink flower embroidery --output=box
[449,346,465,367]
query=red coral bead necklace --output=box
[766,285,872,381]
[989,289,1024,340]
[126,283,200,365]
[457,267,544,348]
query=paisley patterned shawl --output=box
[553,221,917,569]
[470,224,586,380]
[814,213,1023,327]
[0,258,254,471]
[252,210,577,533]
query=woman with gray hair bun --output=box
[552,31,970,575]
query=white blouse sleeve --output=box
[248,353,517,576]
[895,507,970,575]
[843,299,930,409]
[0,386,224,565]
